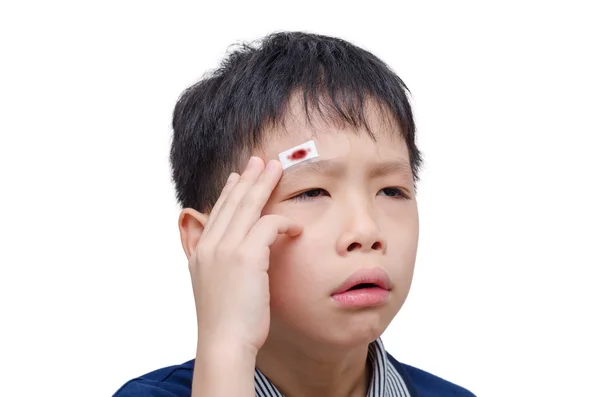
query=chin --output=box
[301,309,394,350]
[335,312,391,346]
[269,288,403,351]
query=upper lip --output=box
[332,267,392,295]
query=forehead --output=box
[257,95,409,161]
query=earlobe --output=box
[178,208,210,260]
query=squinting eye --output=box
[379,187,410,199]
[290,188,329,202]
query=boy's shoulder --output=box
[386,353,476,397]
[113,359,195,397]
[113,354,476,397]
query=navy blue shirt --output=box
[114,338,475,397]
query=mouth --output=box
[345,282,385,291]
[332,268,391,295]
[331,268,391,308]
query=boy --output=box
[114,32,476,397]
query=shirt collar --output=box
[254,338,411,397]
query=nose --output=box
[336,205,386,256]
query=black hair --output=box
[170,31,422,212]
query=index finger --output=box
[202,172,240,233]
[219,159,283,244]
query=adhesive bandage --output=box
[275,132,352,174]
[278,140,319,170]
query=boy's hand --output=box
[189,156,302,358]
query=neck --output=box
[256,337,373,397]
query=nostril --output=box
[347,242,383,252]
[347,242,361,251]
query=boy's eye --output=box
[290,188,329,202]
[378,187,410,199]
[290,187,410,202]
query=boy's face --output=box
[256,99,419,349]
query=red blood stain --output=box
[288,148,310,161]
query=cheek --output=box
[381,199,419,238]
[262,202,335,309]
[380,203,419,279]
[267,232,330,309]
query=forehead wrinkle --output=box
[289,158,343,174]
[369,160,413,179]
[277,158,413,192]
[278,159,344,189]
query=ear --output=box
[178,208,210,260]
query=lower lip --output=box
[331,288,390,307]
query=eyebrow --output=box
[278,159,413,189]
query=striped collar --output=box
[254,338,411,397]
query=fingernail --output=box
[227,173,238,183]
[246,156,259,170]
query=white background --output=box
[1,1,599,396]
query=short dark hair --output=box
[170,31,422,212]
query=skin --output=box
[178,99,419,397]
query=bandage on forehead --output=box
[277,133,351,172]
[278,140,319,169]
